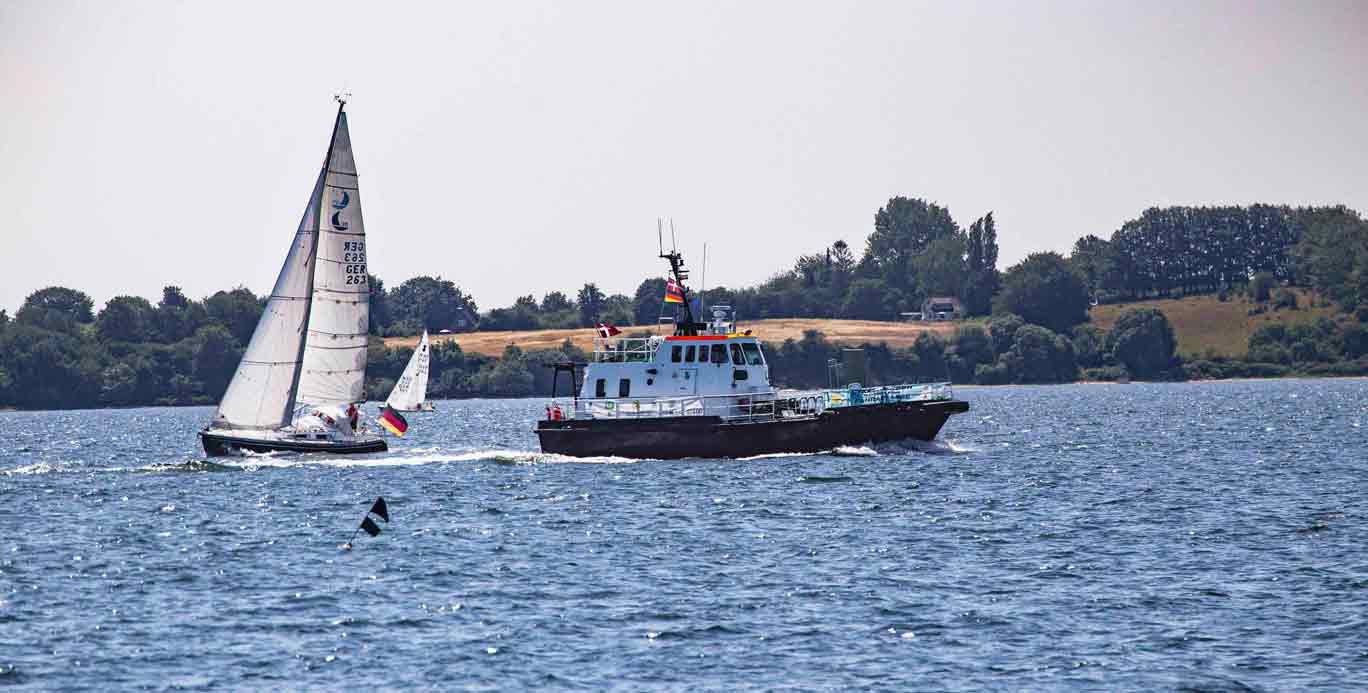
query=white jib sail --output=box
[386,331,431,410]
[212,170,325,430]
[297,111,371,411]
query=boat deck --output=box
[547,382,956,424]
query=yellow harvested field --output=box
[384,318,968,357]
[1088,289,1338,358]
[384,292,1338,359]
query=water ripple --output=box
[0,383,1365,688]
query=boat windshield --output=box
[741,342,764,365]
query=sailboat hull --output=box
[199,430,387,457]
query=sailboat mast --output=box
[281,99,347,426]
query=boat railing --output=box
[592,337,657,363]
[549,382,954,422]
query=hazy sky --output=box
[3,1,1365,314]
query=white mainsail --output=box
[212,103,370,431]
[297,111,370,411]
[386,331,431,410]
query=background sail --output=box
[297,112,370,410]
[212,172,324,429]
[386,331,430,410]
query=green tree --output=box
[540,291,573,313]
[911,332,949,380]
[987,313,1025,357]
[823,240,856,306]
[368,274,391,335]
[840,278,896,320]
[1290,207,1368,311]
[1071,324,1106,368]
[963,213,1001,315]
[912,235,968,299]
[100,362,139,406]
[632,278,667,326]
[0,324,104,408]
[154,286,205,343]
[467,345,535,396]
[203,287,261,346]
[995,252,1091,333]
[577,283,606,326]
[1106,308,1176,378]
[864,197,960,291]
[389,276,479,333]
[1069,234,1113,297]
[1002,324,1077,383]
[1341,323,1368,359]
[16,286,95,333]
[96,296,156,343]
[600,294,634,326]
[192,325,242,398]
[947,325,995,382]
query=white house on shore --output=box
[900,296,965,322]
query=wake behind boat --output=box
[536,245,969,459]
[199,97,385,456]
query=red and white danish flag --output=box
[596,323,622,338]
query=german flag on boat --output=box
[379,405,408,436]
[664,279,685,304]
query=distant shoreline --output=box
[2,374,1362,415]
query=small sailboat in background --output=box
[199,96,386,456]
[385,330,435,412]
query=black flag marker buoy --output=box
[342,497,389,550]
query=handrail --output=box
[592,336,657,363]
[547,382,954,422]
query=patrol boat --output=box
[535,250,969,459]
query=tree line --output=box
[4,196,1367,410]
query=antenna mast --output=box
[658,219,699,336]
[698,243,708,317]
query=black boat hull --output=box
[199,431,388,457]
[536,399,969,459]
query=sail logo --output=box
[331,190,351,230]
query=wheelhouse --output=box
[580,307,772,402]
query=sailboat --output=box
[199,97,387,456]
[384,331,435,412]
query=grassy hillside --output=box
[384,291,1339,361]
[1088,289,1338,358]
[386,318,970,357]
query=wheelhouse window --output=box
[710,344,727,364]
[685,345,696,363]
[595,378,606,398]
[618,378,631,397]
[730,343,745,365]
[741,342,764,365]
[671,346,682,363]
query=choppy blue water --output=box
[1,379,1365,690]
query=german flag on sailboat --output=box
[664,278,685,304]
[379,405,408,436]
